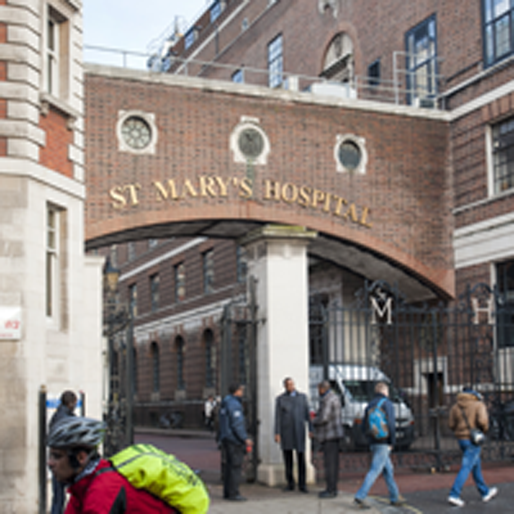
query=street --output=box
[134,431,514,513]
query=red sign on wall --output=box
[0,307,21,340]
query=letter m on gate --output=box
[370,296,393,325]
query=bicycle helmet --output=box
[47,416,105,449]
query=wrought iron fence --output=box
[220,277,259,482]
[309,280,514,473]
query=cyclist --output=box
[47,416,176,513]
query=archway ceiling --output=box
[87,219,437,302]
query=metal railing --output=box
[84,45,444,109]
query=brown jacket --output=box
[448,392,489,440]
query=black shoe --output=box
[226,495,247,502]
[282,484,294,492]
[299,487,309,494]
[318,490,337,498]
[354,498,371,509]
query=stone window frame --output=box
[116,110,158,155]
[483,0,514,67]
[267,33,283,88]
[230,116,271,165]
[149,273,160,312]
[487,117,514,196]
[405,14,438,106]
[334,133,368,175]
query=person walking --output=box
[204,395,216,432]
[354,382,405,509]
[218,383,253,501]
[274,377,313,493]
[447,387,498,507]
[49,390,77,514]
[313,380,343,498]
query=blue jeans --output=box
[355,444,400,502]
[449,439,489,499]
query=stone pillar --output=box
[241,225,317,486]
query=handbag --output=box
[458,405,486,446]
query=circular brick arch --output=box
[84,68,454,300]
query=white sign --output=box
[0,306,21,340]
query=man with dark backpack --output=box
[353,382,405,509]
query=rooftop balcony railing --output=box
[84,45,444,110]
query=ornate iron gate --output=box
[220,277,259,481]
[310,280,514,471]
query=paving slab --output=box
[206,482,384,513]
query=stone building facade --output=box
[0,1,103,511]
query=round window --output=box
[338,140,362,171]
[238,128,265,159]
[121,116,152,150]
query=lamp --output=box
[103,257,120,296]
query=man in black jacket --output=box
[354,382,405,509]
[218,383,253,502]
[274,377,312,493]
[49,390,77,514]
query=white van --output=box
[309,364,416,450]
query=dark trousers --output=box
[283,449,306,489]
[222,440,245,499]
[51,474,65,514]
[323,439,340,494]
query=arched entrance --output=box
[85,66,452,484]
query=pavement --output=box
[134,428,514,513]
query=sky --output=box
[83,0,208,68]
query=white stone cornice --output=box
[453,211,514,269]
[85,64,450,122]
[0,158,86,199]
[0,119,45,145]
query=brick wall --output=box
[39,106,74,177]
[175,0,485,97]
[85,72,452,295]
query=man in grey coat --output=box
[313,380,343,498]
[274,377,313,493]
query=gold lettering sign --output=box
[108,175,372,229]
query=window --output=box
[405,16,437,104]
[321,32,354,83]
[174,263,186,302]
[109,245,118,268]
[185,28,198,50]
[150,274,160,312]
[484,0,514,66]
[46,205,59,318]
[46,13,59,96]
[368,60,380,87]
[148,239,158,249]
[268,34,283,88]
[45,6,71,99]
[203,250,214,294]
[210,1,223,23]
[128,283,138,318]
[151,342,160,393]
[236,246,247,283]
[492,116,514,193]
[204,330,215,388]
[232,69,244,83]
[176,336,185,390]
[497,260,514,348]
[133,348,138,395]
[127,242,136,261]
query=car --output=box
[309,364,416,451]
